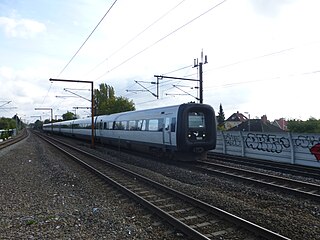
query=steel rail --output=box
[0,128,28,150]
[36,132,290,240]
[208,152,320,179]
[194,161,320,202]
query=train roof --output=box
[43,103,212,126]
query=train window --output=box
[123,121,128,130]
[115,121,125,130]
[107,121,113,130]
[104,122,107,129]
[148,119,158,131]
[171,118,176,132]
[188,112,205,128]
[128,120,136,130]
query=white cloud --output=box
[249,0,296,17]
[0,16,46,38]
[0,66,14,79]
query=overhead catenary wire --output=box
[44,0,187,110]
[119,64,194,96]
[204,69,320,90]
[41,1,117,110]
[85,0,187,76]
[161,64,193,75]
[95,0,227,81]
[57,0,118,78]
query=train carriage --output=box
[43,103,216,161]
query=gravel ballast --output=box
[85,139,320,240]
[1,131,320,239]
[0,133,180,239]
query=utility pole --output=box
[49,78,95,148]
[193,50,208,104]
[35,108,53,121]
[35,107,53,133]
[31,115,42,121]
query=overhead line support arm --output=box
[49,78,95,148]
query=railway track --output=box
[36,132,289,240]
[0,128,28,150]
[190,160,320,202]
[208,152,320,180]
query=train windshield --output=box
[188,112,205,128]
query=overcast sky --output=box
[0,0,319,123]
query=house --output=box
[224,111,248,130]
[227,114,285,132]
[272,118,288,131]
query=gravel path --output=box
[0,132,181,239]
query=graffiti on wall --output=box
[244,133,290,153]
[224,133,241,147]
[221,132,320,162]
[294,135,320,148]
[310,144,320,161]
[294,136,320,161]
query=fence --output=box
[212,131,320,168]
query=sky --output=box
[0,0,320,123]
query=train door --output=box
[163,117,171,145]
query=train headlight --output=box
[188,134,191,138]
[203,133,206,137]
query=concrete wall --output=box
[213,131,320,168]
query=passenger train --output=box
[43,103,216,161]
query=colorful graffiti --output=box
[310,143,320,161]
[244,133,290,153]
[295,136,320,161]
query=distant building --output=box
[272,118,288,131]
[227,114,285,132]
[224,111,248,130]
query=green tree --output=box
[0,117,16,129]
[287,118,320,133]
[217,103,225,126]
[33,120,43,130]
[94,83,135,115]
[62,111,76,121]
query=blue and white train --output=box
[43,103,216,161]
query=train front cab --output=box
[176,103,216,161]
